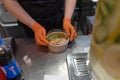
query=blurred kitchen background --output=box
[0,0,98,38]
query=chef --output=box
[2,0,77,46]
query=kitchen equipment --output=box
[67,53,91,80]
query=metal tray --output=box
[67,53,91,80]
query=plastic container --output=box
[89,0,120,80]
[47,29,69,53]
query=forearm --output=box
[2,0,35,28]
[64,0,76,19]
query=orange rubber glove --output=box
[31,22,48,46]
[63,18,77,41]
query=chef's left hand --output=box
[63,18,77,41]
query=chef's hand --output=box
[63,18,77,41]
[31,22,48,46]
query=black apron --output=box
[17,0,64,37]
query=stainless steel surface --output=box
[73,53,89,76]
[67,53,91,80]
[15,36,90,80]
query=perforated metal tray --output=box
[67,53,91,80]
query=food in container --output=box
[47,29,69,53]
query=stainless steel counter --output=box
[15,35,90,80]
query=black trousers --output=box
[18,11,64,38]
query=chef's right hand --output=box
[31,22,48,46]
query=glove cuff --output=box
[63,18,71,22]
[31,22,41,32]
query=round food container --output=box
[47,29,69,53]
